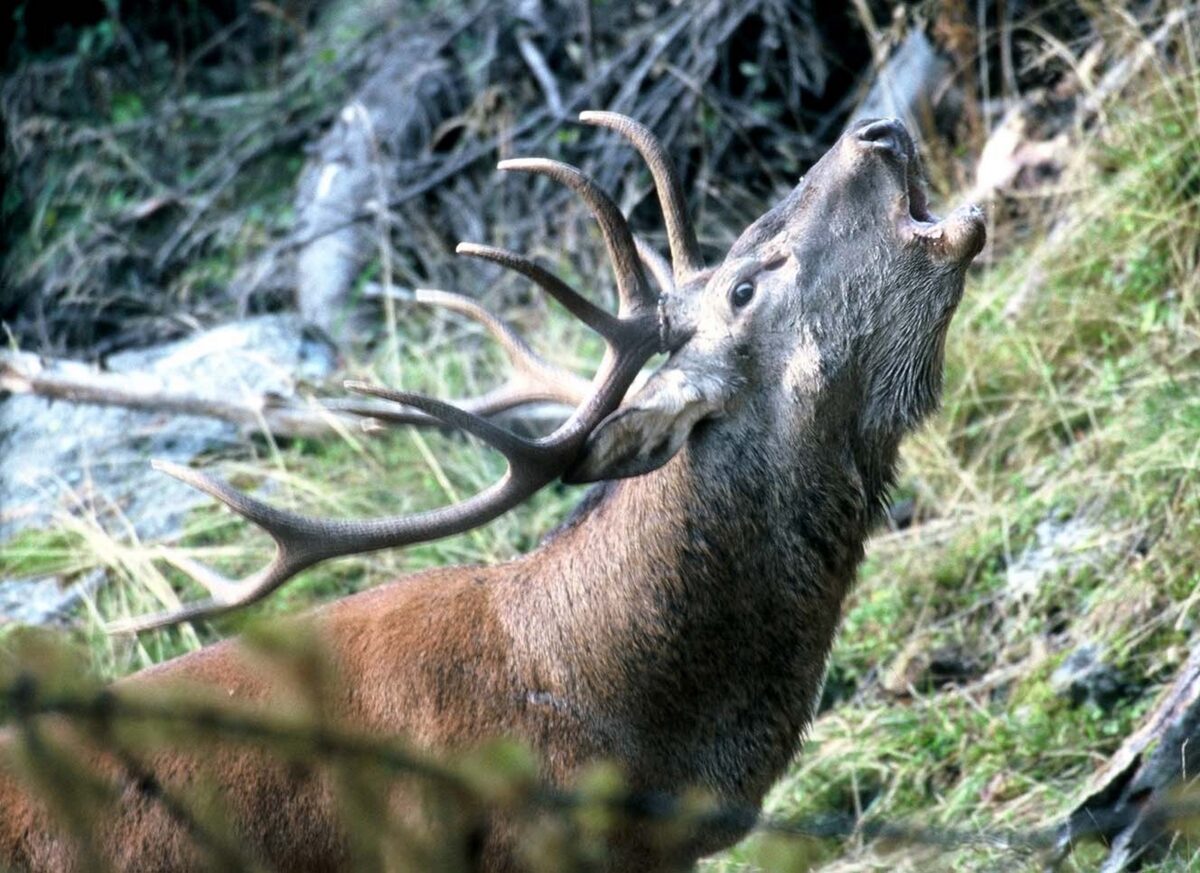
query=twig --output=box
[155,119,311,270]
[1081,7,1189,120]
[262,3,697,262]
[516,29,565,118]
[106,742,262,872]
[579,0,594,78]
[850,0,886,67]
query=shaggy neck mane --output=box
[498,423,900,799]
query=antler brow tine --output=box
[344,382,537,464]
[329,287,592,429]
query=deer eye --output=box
[730,281,755,309]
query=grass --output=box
[3,20,1199,873]
[704,49,1200,873]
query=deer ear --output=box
[564,368,729,484]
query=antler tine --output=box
[327,285,591,429]
[345,382,537,465]
[107,463,551,634]
[497,158,657,320]
[336,275,596,422]
[331,379,583,429]
[413,288,541,375]
[455,243,617,338]
[490,156,664,443]
[109,450,558,633]
[412,288,589,403]
[634,236,675,298]
[148,460,316,547]
[107,552,286,634]
[579,111,703,280]
[106,460,339,633]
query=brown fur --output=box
[0,437,868,871]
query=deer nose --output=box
[853,117,914,159]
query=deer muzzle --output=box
[852,116,987,265]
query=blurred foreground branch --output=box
[6,676,1200,870]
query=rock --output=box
[885,496,916,530]
[1005,515,1104,598]
[1052,643,1134,710]
[0,569,106,627]
[0,315,337,548]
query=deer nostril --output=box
[855,118,910,158]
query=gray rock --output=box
[0,315,337,550]
[1052,643,1133,710]
[0,569,106,627]
[1005,515,1104,597]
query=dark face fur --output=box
[570,118,985,485]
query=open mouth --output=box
[906,166,934,224]
[855,118,939,227]
[854,117,986,260]
[903,159,986,260]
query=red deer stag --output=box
[0,112,984,871]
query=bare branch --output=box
[0,350,363,440]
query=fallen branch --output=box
[0,350,367,441]
[291,34,464,337]
[0,350,573,442]
[1057,645,1200,872]
[970,5,1189,203]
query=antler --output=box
[110,113,673,633]
[328,287,592,428]
[579,111,703,282]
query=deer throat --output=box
[500,435,879,802]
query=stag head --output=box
[569,117,986,487]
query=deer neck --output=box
[501,414,896,795]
